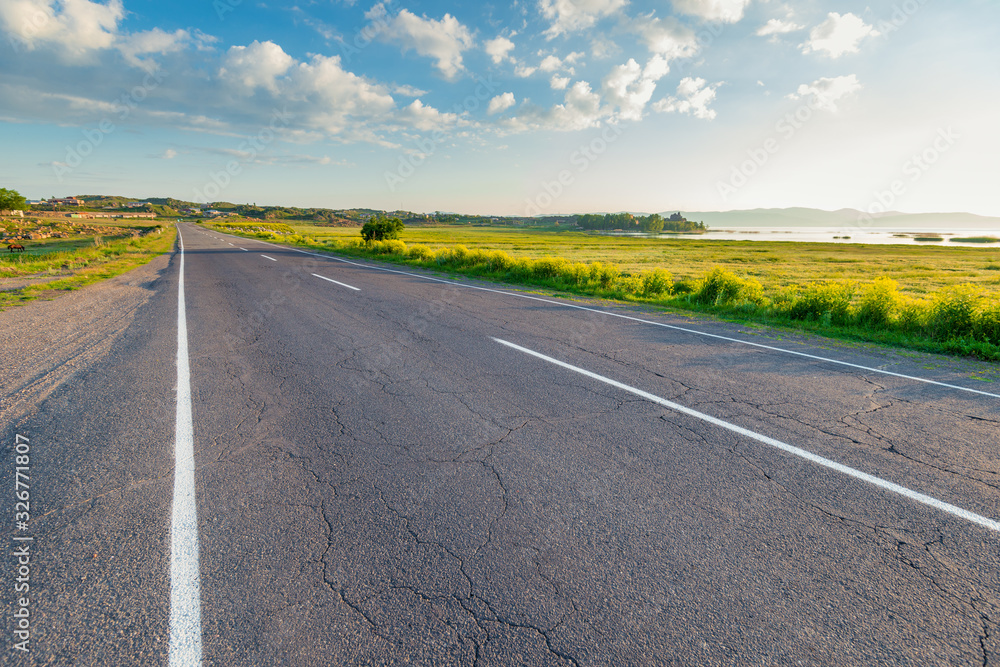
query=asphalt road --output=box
[3,222,1000,665]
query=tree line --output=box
[575,213,707,233]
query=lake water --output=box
[597,227,1000,248]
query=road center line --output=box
[260,255,277,261]
[170,229,204,665]
[312,273,361,291]
[224,232,1000,400]
[493,337,1000,533]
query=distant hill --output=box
[669,208,1000,230]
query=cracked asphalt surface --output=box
[3,222,1000,665]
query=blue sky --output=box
[1,0,997,216]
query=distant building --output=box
[668,212,686,222]
[48,197,84,207]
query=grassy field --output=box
[272,223,1000,298]
[209,220,1000,361]
[0,222,175,308]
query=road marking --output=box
[260,255,277,261]
[171,229,204,665]
[239,248,247,252]
[219,232,1000,400]
[312,273,360,291]
[494,337,1000,533]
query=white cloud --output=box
[672,0,751,23]
[538,55,563,72]
[801,12,878,58]
[377,7,474,79]
[220,40,295,93]
[0,0,124,59]
[756,18,803,38]
[397,99,459,131]
[162,148,177,159]
[788,74,862,112]
[118,28,190,68]
[487,92,516,114]
[632,15,698,60]
[289,54,396,123]
[485,35,515,64]
[514,63,537,77]
[653,76,721,120]
[504,80,604,131]
[539,0,627,38]
[602,56,669,121]
[394,84,428,97]
[550,75,570,90]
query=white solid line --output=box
[493,337,1000,533]
[225,233,1000,400]
[312,273,360,291]
[260,255,277,261]
[171,229,204,665]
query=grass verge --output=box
[0,226,176,309]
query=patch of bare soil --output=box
[0,252,171,425]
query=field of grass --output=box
[269,223,1000,298]
[0,223,175,308]
[209,221,1000,361]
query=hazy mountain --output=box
[669,208,1000,230]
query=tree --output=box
[641,214,664,233]
[0,188,27,212]
[361,215,405,242]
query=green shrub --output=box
[559,262,592,286]
[640,268,674,297]
[854,277,902,327]
[788,280,855,324]
[897,298,931,333]
[407,244,435,261]
[931,284,981,339]
[532,256,568,279]
[589,262,620,288]
[484,250,514,273]
[975,302,1000,344]
[693,267,763,307]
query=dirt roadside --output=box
[0,250,172,427]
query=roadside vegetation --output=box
[0,222,174,308]
[211,221,1000,361]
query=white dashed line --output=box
[312,273,361,291]
[494,337,1000,533]
[216,231,1000,400]
[170,229,204,665]
[260,255,277,261]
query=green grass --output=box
[209,221,1000,361]
[950,236,1000,244]
[0,225,175,309]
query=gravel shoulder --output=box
[0,249,172,427]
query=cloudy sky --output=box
[0,0,997,216]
